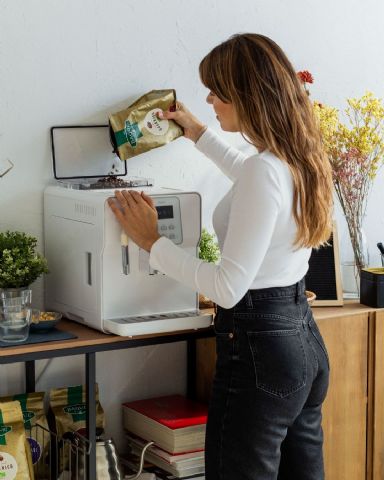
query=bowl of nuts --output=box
[30,311,62,332]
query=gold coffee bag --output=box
[109,89,183,160]
[0,400,34,479]
[49,384,105,472]
[0,392,50,478]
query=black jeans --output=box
[205,279,330,480]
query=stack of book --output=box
[120,453,205,480]
[146,465,205,480]
[122,394,208,478]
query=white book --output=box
[129,444,205,477]
[126,432,205,464]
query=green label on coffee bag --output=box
[0,427,11,446]
[63,404,86,422]
[0,411,11,446]
[124,121,143,147]
[13,394,34,429]
[22,411,35,424]
[115,121,143,148]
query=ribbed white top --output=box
[150,128,311,309]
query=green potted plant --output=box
[198,228,220,308]
[0,231,49,293]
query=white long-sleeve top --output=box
[149,128,311,309]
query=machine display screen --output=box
[156,205,174,219]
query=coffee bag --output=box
[1,392,50,472]
[109,89,183,160]
[49,384,104,472]
[0,400,34,479]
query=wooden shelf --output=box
[312,300,378,320]
[0,318,214,361]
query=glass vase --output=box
[342,215,369,298]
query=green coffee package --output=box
[109,89,183,160]
[0,392,50,478]
[0,400,35,479]
[49,384,105,472]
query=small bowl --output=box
[305,290,316,305]
[30,311,62,332]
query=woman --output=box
[109,33,332,480]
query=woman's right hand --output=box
[158,102,207,143]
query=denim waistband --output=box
[232,278,306,311]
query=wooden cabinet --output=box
[368,309,384,479]
[316,307,368,479]
[196,303,383,480]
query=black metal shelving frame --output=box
[0,326,215,480]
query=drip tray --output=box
[104,311,213,336]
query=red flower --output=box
[297,70,314,84]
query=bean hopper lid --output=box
[51,125,153,189]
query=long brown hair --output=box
[199,33,333,248]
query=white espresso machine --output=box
[44,126,212,336]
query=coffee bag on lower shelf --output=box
[1,391,50,477]
[49,384,105,472]
[0,400,35,479]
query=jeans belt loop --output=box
[295,282,300,304]
[246,290,254,308]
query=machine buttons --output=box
[168,225,175,230]
[160,225,168,231]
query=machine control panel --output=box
[154,196,183,245]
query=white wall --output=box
[1,0,384,449]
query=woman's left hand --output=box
[108,190,160,252]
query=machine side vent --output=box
[74,203,96,217]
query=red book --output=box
[124,395,208,428]
[122,395,208,454]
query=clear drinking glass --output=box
[0,291,32,343]
[0,288,32,306]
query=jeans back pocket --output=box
[247,328,307,398]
